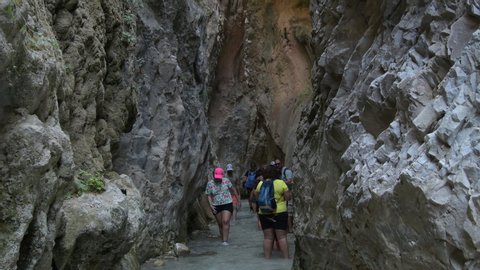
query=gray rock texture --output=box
[3,0,480,269]
[54,174,143,270]
[112,0,221,261]
[293,0,480,269]
[0,115,73,270]
[1,0,221,268]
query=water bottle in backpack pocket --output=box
[257,180,277,214]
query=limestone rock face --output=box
[53,175,143,270]
[1,0,221,268]
[0,115,73,270]
[209,0,313,175]
[5,0,480,269]
[294,1,480,269]
[0,0,75,268]
[112,0,221,261]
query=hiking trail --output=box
[142,199,295,270]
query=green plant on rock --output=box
[19,24,61,52]
[64,192,73,200]
[122,32,136,46]
[123,13,135,25]
[4,0,21,18]
[77,170,106,194]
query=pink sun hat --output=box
[214,167,224,179]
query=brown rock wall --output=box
[210,0,313,174]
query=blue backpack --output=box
[257,180,277,214]
[245,170,256,189]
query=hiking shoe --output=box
[221,241,229,246]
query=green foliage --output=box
[4,0,21,18]
[123,14,135,25]
[64,192,73,200]
[122,32,136,46]
[4,3,14,17]
[20,24,61,52]
[78,170,106,194]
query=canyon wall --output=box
[0,0,221,269]
[210,0,312,175]
[294,0,480,269]
[3,0,480,269]
[113,0,222,261]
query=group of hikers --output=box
[204,159,295,259]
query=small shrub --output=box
[123,14,135,25]
[64,192,73,200]
[4,0,21,18]
[78,170,106,194]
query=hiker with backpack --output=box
[254,165,291,259]
[249,166,265,230]
[275,159,295,233]
[226,164,241,223]
[242,162,258,212]
[205,167,239,246]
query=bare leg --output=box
[214,212,223,239]
[263,228,274,258]
[232,208,237,223]
[275,229,289,258]
[221,210,232,242]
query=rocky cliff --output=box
[2,0,480,269]
[210,0,312,173]
[0,0,221,269]
[113,0,221,261]
[294,0,480,269]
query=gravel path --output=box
[142,200,294,270]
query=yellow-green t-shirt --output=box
[256,179,289,214]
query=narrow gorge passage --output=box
[2,0,480,269]
[142,200,294,270]
[208,0,313,167]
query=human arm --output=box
[205,182,217,214]
[229,186,241,203]
[253,181,263,202]
[278,179,291,201]
[207,195,217,214]
[283,190,292,201]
